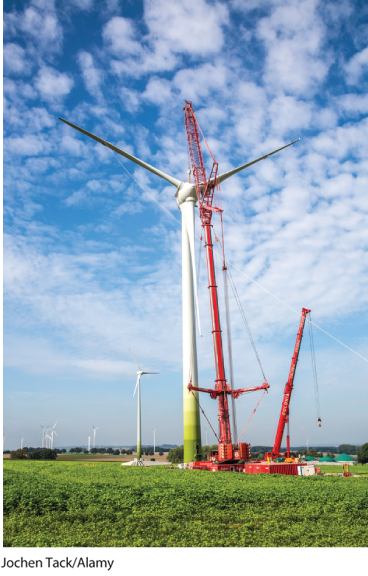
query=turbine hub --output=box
[175,182,197,208]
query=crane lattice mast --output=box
[184,101,269,460]
[267,307,311,460]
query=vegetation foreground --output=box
[3,461,368,547]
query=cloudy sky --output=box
[3,0,368,452]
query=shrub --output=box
[357,443,368,464]
[10,449,28,460]
[167,446,184,463]
[28,449,58,460]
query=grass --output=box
[3,461,368,547]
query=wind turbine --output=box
[88,436,91,452]
[92,426,98,449]
[204,426,209,447]
[45,422,58,449]
[129,349,159,461]
[3,434,9,451]
[59,116,298,462]
[152,429,156,454]
[20,437,25,450]
[40,425,48,448]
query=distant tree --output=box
[75,447,83,453]
[308,449,318,458]
[90,448,98,454]
[61,449,66,453]
[107,448,114,454]
[167,446,184,463]
[29,449,58,460]
[257,453,265,461]
[148,449,154,456]
[357,443,368,465]
[159,452,163,456]
[69,448,76,453]
[326,452,336,459]
[3,450,11,454]
[317,452,323,458]
[121,449,126,454]
[114,449,120,455]
[150,458,155,461]
[83,450,88,454]
[338,444,358,455]
[98,448,105,454]
[126,449,133,455]
[10,449,28,460]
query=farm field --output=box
[3,461,368,547]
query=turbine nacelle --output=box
[175,182,197,208]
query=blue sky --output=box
[3,0,368,452]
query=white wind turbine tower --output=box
[20,437,25,450]
[88,436,91,452]
[45,423,58,449]
[129,349,159,464]
[152,429,156,455]
[3,434,9,451]
[40,425,48,448]
[59,116,298,462]
[92,426,98,449]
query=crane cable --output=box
[189,388,219,442]
[237,389,267,444]
[227,263,268,383]
[307,312,321,421]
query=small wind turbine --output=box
[92,426,98,449]
[88,436,91,452]
[3,434,9,451]
[152,429,156,454]
[129,349,159,461]
[40,425,49,448]
[20,437,25,450]
[45,423,58,449]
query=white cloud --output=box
[35,66,74,100]
[77,51,104,100]
[144,0,230,56]
[102,17,142,56]
[344,46,368,85]
[257,0,330,95]
[3,43,31,75]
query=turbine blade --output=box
[142,372,159,374]
[129,349,141,371]
[53,422,57,428]
[133,375,140,397]
[54,430,58,437]
[59,118,182,188]
[181,206,202,336]
[215,139,300,185]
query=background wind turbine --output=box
[88,436,91,452]
[129,349,159,461]
[152,429,156,455]
[92,426,98,449]
[40,425,48,448]
[20,437,25,450]
[59,116,298,462]
[3,434,9,451]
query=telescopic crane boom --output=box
[267,308,311,460]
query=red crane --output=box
[184,101,269,462]
[266,307,311,460]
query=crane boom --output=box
[184,101,269,461]
[268,308,311,459]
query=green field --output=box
[3,461,368,547]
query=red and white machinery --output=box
[184,102,316,475]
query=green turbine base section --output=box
[137,442,141,461]
[183,389,202,463]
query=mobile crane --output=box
[265,307,321,461]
